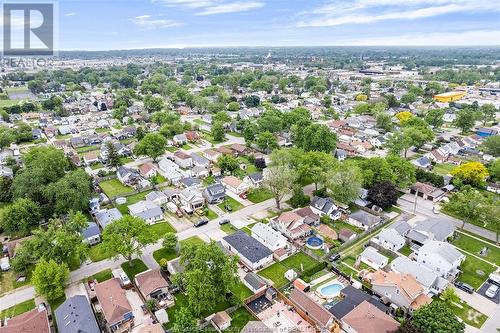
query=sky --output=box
[53,0,500,50]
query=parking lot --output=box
[478,282,500,304]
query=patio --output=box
[258,301,313,333]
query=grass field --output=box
[153,236,206,265]
[86,269,113,283]
[99,179,134,198]
[448,300,488,329]
[247,188,273,203]
[121,259,148,280]
[457,253,496,289]
[452,233,500,266]
[149,222,176,241]
[0,269,31,296]
[229,307,254,331]
[230,281,253,302]
[220,223,239,235]
[218,197,244,213]
[432,163,456,176]
[0,299,35,320]
[116,190,153,214]
[0,99,19,107]
[89,243,116,262]
[258,252,319,288]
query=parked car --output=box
[195,217,209,227]
[119,272,131,287]
[488,272,500,287]
[485,284,499,298]
[329,253,341,262]
[454,281,474,294]
[219,218,230,225]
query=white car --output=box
[119,272,131,287]
[485,285,499,298]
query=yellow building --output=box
[433,91,466,103]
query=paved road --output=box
[397,193,497,242]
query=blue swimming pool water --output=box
[319,283,344,297]
[306,237,324,247]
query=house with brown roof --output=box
[83,150,100,166]
[211,311,231,331]
[230,143,248,156]
[367,270,432,312]
[289,289,334,330]
[174,151,192,169]
[94,278,134,332]
[341,301,399,333]
[185,131,200,142]
[0,306,50,333]
[217,146,233,155]
[409,182,445,202]
[203,149,221,162]
[270,211,312,240]
[138,162,157,179]
[134,269,172,307]
[221,176,249,195]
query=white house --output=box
[270,211,312,240]
[221,231,273,270]
[145,191,169,206]
[221,176,249,195]
[310,196,342,220]
[128,200,164,224]
[174,151,193,169]
[359,246,389,270]
[251,223,287,251]
[372,228,405,252]
[416,241,465,279]
[158,158,184,184]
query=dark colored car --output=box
[329,253,341,262]
[454,281,474,294]
[194,217,209,228]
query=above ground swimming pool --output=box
[306,236,324,250]
[317,281,344,298]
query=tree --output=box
[256,131,278,153]
[451,161,489,187]
[1,198,41,236]
[367,181,398,209]
[0,176,13,202]
[400,92,416,105]
[211,121,226,142]
[44,169,92,215]
[102,216,153,264]
[293,123,337,153]
[325,162,362,204]
[32,259,69,301]
[395,111,413,124]
[481,135,500,157]
[227,101,240,111]
[479,103,496,125]
[263,165,296,209]
[244,95,260,107]
[143,95,164,113]
[213,111,231,124]
[173,241,238,316]
[297,151,335,190]
[355,94,368,101]
[410,301,464,333]
[217,154,239,175]
[172,307,197,333]
[443,186,487,228]
[488,159,500,182]
[106,142,122,169]
[163,232,178,252]
[360,158,394,188]
[134,133,166,162]
[425,108,445,128]
[387,155,416,188]
[441,287,460,305]
[454,107,476,133]
[376,112,393,131]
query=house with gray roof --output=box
[0,165,13,178]
[348,210,382,230]
[116,166,140,186]
[221,230,273,270]
[310,196,341,220]
[191,152,210,168]
[327,285,388,321]
[391,256,448,296]
[203,183,226,204]
[406,219,455,246]
[243,172,264,188]
[359,246,388,270]
[129,200,163,224]
[145,191,169,206]
[243,272,267,293]
[416,241,465,279]
[82,222,101,245]
[372,228,405,251]
[95,208,122,229]
[55,295,100,333]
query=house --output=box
[243,272,267,293]
[174,151,192,168]
[270,211,312,240]
[243,172,264,188]
[230,143,248,156]
[173,133,188,145]
[251,222,288,251]
[117,166,140,186]
[0,305,51,333]
[82,222,101,245]
[339,228,357,242]
[191,165,209,178]
[406,219,455,246]
[487,182,500,194]
[367,270,432,312]
[177,187,203,214]
[94,278,134,332]
[416,241,465,279]
[203,149,220,162]
[0,165,13,178]
[94,208,123,229]
[427,149,447,164]
[203,183,226,204]
[191,153,210,168]
[55,295,100,333]
[158,158,184,184]
[295,207,321,226]
[138,162,157,179]
[391,256,449,296]
[372,228,405,252]
[128,200,163,224]
[179,177,202,189]
[412,156,432,169]
[135,269,171,304]
[221,230,273,270]
[289,288,335,330]
[328,286,388,322]
[212,311,231,331]
[341,301,399,333]
[310,196,342,220]
[145,191,169,206]
[83,151,100,165]
[185,131,201,142]
[409,182,445,202]
[221,176,249,195]
[348,211,382,230]
[370,136,385,147]
[359,246,388,270]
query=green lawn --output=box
[432,163,456,176]
[247,188,273,203]
[230,281,253,302]
[330,220,364,234]
[121,259,148,280]
[153,236,206,265]
[116,190,153,214]
[181,144,193,150]
[5,86,29,94]
[148,222,176,241]
[218,197,244,213]
[0,269,31,295]
[457,253,496,289]
[448,300,488,329]
[220,223,239,235]
[203,176,216,186]
[452,233,500,266]
[89,243,116,262]
[229,307,254,332]
[205,209,218,220]
[258,252,319,288]
[0,299,35,320]
[0,99,20,107]
[120,157,134,164]
[90,162,105,170]
[86,269,113,283]
[99,179,134,198]
[399,244,413,257]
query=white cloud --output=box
[152,0,265,15]
[132,15,183,29]
[65,12,77,17]
[297,0,500,27]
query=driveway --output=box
[454,287,498,316]
[478,282,500,304]
[65,282,88,300]
[125,289,152,332]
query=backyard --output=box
[258,252,319,288]
[99,179,134,198]
[452,232,500,266]
[116,190,153,214]
[432,163,456,176]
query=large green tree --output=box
[293,123,337,153]
[263,165,296,209]
[325,162,363,204]
[44,169,92,215]
[410,301,464,333]
[1,198,41,236]
[134,133,167,162]
[454,107,476,133]
[32,259,69,301]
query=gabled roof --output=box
[94,278,132,326]
[82,222,100,239]
[342,301,399,333]
[223,230,272,263]
[418,241,463,264]
[289,289,333,328]
[370,270,429,308]
[0,307,50,333]
[328,286,387,320]
[55,295,100,333]
[135,268,169,297]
